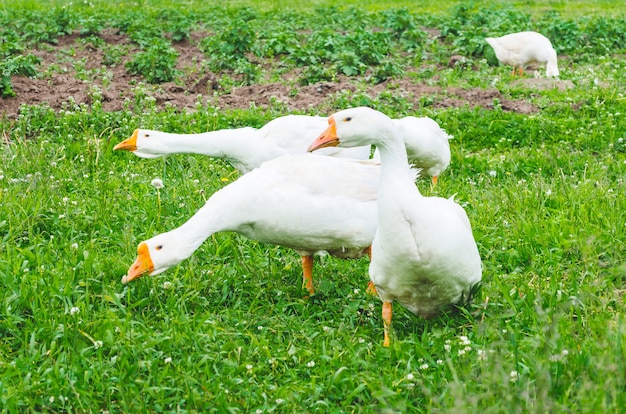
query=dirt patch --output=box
[0,30,542,119]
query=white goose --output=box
[485,31,559,77]
[113,115,372,174]
[114,115,451,183]
[121,154,380,296]
[308,107,482,346]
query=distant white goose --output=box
[485,31,559,77]
[121,154,381,296]
[114,114,451,183]
[308,107,482,346]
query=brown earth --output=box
[0,29,552,119]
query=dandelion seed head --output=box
[151,178,164,189]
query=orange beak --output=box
[308,117,339,152]
[121,242,154,284]
[114,129,138,152]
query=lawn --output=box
[1,0,625,412]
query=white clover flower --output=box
[444,344,451,352]
[406,373,415,380]
[489,170,497,177]
[71,243,78,250]
[164,357,172,364]
[510,370,519,383]
[459,335,471,346]
[436,359,444,365]
[69,307,80,315]
[419,364,429,370]
[276,399,284,404]
[306,360,315,367]
[257,325,263,331]
[246,364,253,370]
[151,178,164,189]
[162,281,173,290]
[478,349,487,361]
[94,340,103,349]
[545,189,552,196]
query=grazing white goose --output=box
[114,115,452,183]
[113,115,372,174]
[121,154,380,296]
[308,107,482,346]
[485,31,559,77]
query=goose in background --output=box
[485,31,559,77]
[121,154,381,297]
[308,107,482,346]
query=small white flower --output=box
[489,170,497,177]
[49,396,55,403]
[246,364,253,370]
[162,281,173,289]
[406,373,415,380]
[353,288,360,294]
[458,349,466,356]
[151,178,164,189]
[93,340,103,349]
[419,364,429,370]
[478,349,487,361]
[436,359,444,365]
[257,325,263,331]
[268,358,276,365]
[545,189,552,196]
[71,243,78,250]
[444,344,451,352]
[164,357,172,364]
[510,370,519,383]
[306,360,315,367]
[70,307,80,315]
[276,398,284,404]
[459,335,471,346]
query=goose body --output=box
[114,115,451,182]
[122,154,379,295]
[485,31,559,77]
[308,107,482,346]
[114,115,371,174]
[393,116,451,183]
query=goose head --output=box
[307,107,396,151]
[114,129,168,159]
[122,232,191,283]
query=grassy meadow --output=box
[1,0,626,412]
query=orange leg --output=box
[364,246,377,296]
[382,301,393,347]
[431,175,438,186]
[301,255,315,296]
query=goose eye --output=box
[344,116,352,122]
[144,133,150,138]
[156,245,163,250]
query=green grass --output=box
[2,0,626,412]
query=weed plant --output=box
[1,0,626,412]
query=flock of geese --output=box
[114,31,559,345]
